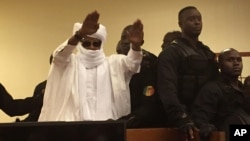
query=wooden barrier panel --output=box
[209,132,226,141]
[127,128,179,141]
[126,128,225,141]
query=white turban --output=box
[73,22,107,68]
[73,22,107,43]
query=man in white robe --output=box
[39,11,143,121]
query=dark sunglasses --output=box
[81,40,102,48]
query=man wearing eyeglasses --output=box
[38,11,143,121]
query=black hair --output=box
[178,6,197,22]
[120,25,132,38]
[123,25,132,31]
[164,31,182,40]
[218,48,238,63]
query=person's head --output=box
[218,48,243,79]
[116,25,144,55]
[73,23,107,51]
[178,6,202,38]
[73,23,107,68]
[116,25,131,55]
[161,31,182,50]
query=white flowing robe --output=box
[38,41,142,121]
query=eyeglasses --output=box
[81,40,102,48]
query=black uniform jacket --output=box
[157,38,218,123]
[192,75,250,130]
[0,83,43,117]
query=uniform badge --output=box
[143,86,155,96]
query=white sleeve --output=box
[52,39,76,67]
[125,48,143,73]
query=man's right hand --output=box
[79,11,100,37]
[178,115,199,141]
[127,19,144,51]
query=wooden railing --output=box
[215,51,250,57]
[126,128,225,141]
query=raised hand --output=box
[78,11,100,37]
[127,19,144,51]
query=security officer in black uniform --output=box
[117,25,165,128]
[157,6,219,140]
[0,83,43,117]
[192,48,250,141]
[21,80,46,121]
